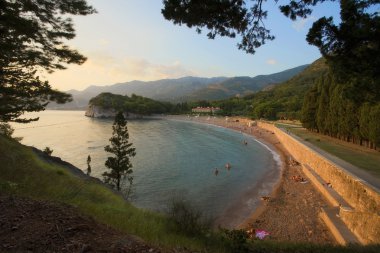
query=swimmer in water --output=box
[214,168,219,176]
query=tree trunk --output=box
[117,174,121,191]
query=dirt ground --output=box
[240,126,335,244]
[0,194,162,253]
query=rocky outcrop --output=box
[85,105,143,119]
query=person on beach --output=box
[214,168,219,176]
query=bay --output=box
[12,110,279,227]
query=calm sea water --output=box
[12,110,280,227]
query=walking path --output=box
[278,127,380,193]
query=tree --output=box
[43,147,53,156]
[103,112,136,197]
[86,155,92,176]
[162,1,379,81]
[0,0,96,123]
[301,84,319,131]
[306,0,380,100]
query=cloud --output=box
[292,16,316,32]
[266,59,277,65]
[47,52,195,90]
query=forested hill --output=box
[213,58,328,118]
[48,64,308,110]
[182,64,309,101]
[88,93,172,115]
[249,58,328,119]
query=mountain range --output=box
[48,64,309,109]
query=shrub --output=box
[43,147,53,156]
[166,198,212,236]
[220,229,251,253]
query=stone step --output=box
[319,207,360,245]
[302,164,360,245]
[302,164,352,209]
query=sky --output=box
[46,0,341,91]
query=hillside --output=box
[49,76,227,109]
[48,65,308,110]
[248,58,329,119]
[184,64,309,101]
[87,93,172,116]
[0,135,217,252]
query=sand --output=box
[167,115,335,244]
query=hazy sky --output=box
[46,0,340,91]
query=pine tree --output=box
[301,85,319,131]
[0,0,95,123]
[86,155,92,176]
[103,112,136,197]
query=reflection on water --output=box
[12,110,278,227]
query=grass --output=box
[0,135,379,253]
[287,128,380,178]
[0,135,220,252]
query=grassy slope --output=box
[0,135,379,253]
[288,128,380,178]
[0,135,215,251]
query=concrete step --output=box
[302,164,352,209]
[302,164,360,245]
[319,207,360,245]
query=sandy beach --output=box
[167,115,335,244]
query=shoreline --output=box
[166,115,335,243]
[165,115,284,227]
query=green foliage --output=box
[249,58,329,120]
[289,128,380,178]
[43,147,53,156]
[103,112,136,196]
[90,93,174,115]
[162,0,378,61]
[301,71,380,148]
[162,0,274,54]
[183,66,308,102]
[307,0,380,101]
[0,122,14,137]
[368,104,380,147]
[211,58,328,119]
[0,135,218,251]
[0,0,95,123]
[86,155,92,176]
[221,229,250,253]
[166,198,212,236]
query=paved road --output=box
[277,127,380,193]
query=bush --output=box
[166,198,212,236]
[220,229,251,253]
[0,123,22,141]
[0,123,14,137]
[43,147,53,156]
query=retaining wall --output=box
[257,121,380,244]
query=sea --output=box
[11,110,281,228]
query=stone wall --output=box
[257,121,380,244]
